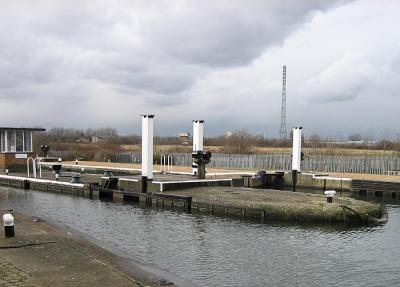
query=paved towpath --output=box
[0,256,34,287]
[0,210,195,287]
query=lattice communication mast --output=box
[279,65,287,140]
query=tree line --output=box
[34,127,400,155]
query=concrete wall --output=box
[284,172,351,191]
[118,179,141,191]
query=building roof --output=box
[0,127,46,131]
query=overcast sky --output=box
[0,0,399,139]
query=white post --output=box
[292,127,302,171]
[141,115,154,180]
[192,120,204,151]
[192,120,204,175]
[291,126,302,192]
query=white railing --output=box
[161,154,173,173]
[26,156,43,178]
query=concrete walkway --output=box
[0,256,34,287]
[65,161,400,182]
[0,211,195,287]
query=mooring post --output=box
[324,190,336,203]
[3,213,15,238]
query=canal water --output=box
[1,186,400,287]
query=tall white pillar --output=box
[141,115,154,180]
[192,120,204,151]
[192,120,204,175]
[292,127,302,171]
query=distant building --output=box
[91,136,102,143]
[0,127,46,170]
[75,137,90,143]
[179,132,190,145]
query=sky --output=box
[0,0,399,139]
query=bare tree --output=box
[222,129,253,154]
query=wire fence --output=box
[114,152,400,174]
[115,152,141,163]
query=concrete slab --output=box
[167,186,385,225]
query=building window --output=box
[24,131,32,152]
[7,131,16,152]
[0,131,5,152]
[0,130,36,153]
[16,131,24,152]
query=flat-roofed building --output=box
[0,127,46,171]
[179,132,190,145]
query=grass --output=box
[121,144,400,156]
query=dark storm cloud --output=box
[0,0,346,104]
[147,0,349,67]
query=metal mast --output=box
[279,65,287,140]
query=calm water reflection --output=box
[1,187,399,287]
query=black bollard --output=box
[3,214,15,238]
[292,170,298,192]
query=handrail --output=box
[167,154,173,172]
[36,157,43,178]
[26,157,35,178]
[161,154,166,174]
[27,156,43,178]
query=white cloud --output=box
[185,0,400,137]
[1,0,399,138]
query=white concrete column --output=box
[192,120,204,151]
[141,115,154,180]
[292,127,302,171]
[192,120,204,175]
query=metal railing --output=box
[161,154,173,173]
[113,151,400,175]
[171,153,400,175]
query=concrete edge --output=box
[23,211,200,287]
[0,174,85,187]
